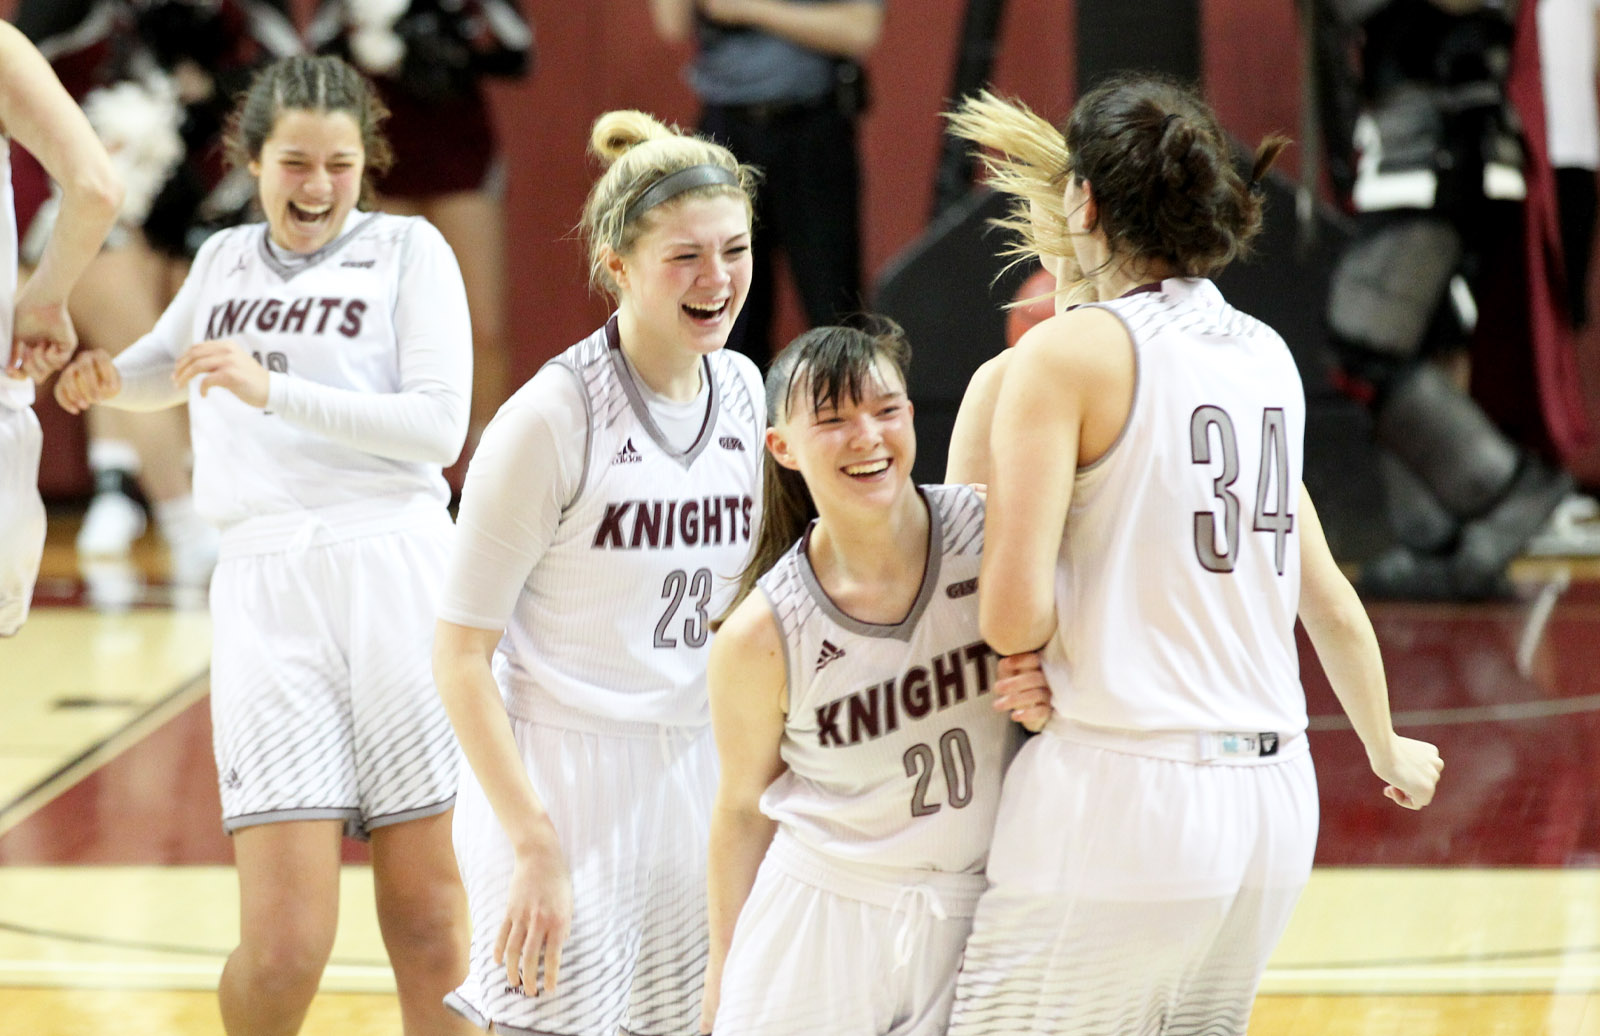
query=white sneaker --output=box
[79,556,142,612]
[1524,493,1600,557]
[76,491,148,557]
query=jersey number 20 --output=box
[904,728,974,817]
[1190,405,1293,575]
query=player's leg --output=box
[219,819,344,1036]
[370,810,474,1035]
[0,405,46,636]
[340,520,470,1031]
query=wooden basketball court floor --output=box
[7,515,1600,1034]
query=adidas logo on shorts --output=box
[815,639,846,672]
[612,438,643,465]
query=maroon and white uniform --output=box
[949,277,1315,1036]
[440,316,764,1035]
[104,210,472,834]
[713,483,1025,1036]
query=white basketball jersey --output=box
[757,484,1023,874]
[494,319,765,728]
[1044,277,1306,735]
[175,212,453,526]
[0,137,29,411]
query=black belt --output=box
[708,96,831,126]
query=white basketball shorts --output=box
[447,713,717,1036]
[208,511,459,836]
[713,829,985,1036]
[947,719,1319,1036]
[0,404,45,637]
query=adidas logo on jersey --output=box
[946,578,977,599]
[612,438,643,465]
[222,768,242,790]
[815,639,846,672]
[719,435,745,451]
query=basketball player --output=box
[940,79,1444,1035]
[431,110,765,1035]
[0,22,121,637]
[54,55,474,1036]
[701,321,1052,1036]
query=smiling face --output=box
[767,355,916,513]
[250,108,365,254]
[609,194,752,360]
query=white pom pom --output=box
[81,74,186,226]
[347,0,410,31]
[350,26,406,75]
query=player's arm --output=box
[696,0,883,60]
[945,350,1012,486]
[703,592,788,1034]
[433,619,572,996]
[258,221,472,463]
[1297,483,1443,808]
[433,382,578,994]
[0,21,121,379]
[978,310,1120,654]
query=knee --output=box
[233,921,336,998]
[379,881,469,974]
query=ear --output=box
[1079,179,1099,233]
[765,425,802,472]
[248,159,261,180]
[602,246,629,291]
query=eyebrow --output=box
[274,148,362,160]
[662,233,751,250]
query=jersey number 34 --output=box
[1190,405,1293,576]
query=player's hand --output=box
[993,651,1052,732]
[174,339,269,408]
[498,824,573,997]
[54,349,120,414]
[1369,734,1442,810]
[10,289,77,381]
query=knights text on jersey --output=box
[1046,277,1308,736]
[493,319,766,729]
[176,212,459,525]
[756,484,1023,874]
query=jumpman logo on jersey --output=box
[815,639,846,672]
[612,438,643,466]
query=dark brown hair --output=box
[1064,73,1289,277]
[224,55,393,207]
[714,318,913,629]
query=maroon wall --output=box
[17,0,1600,494]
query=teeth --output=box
[844,460,890,476]
[684,300,725,315]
